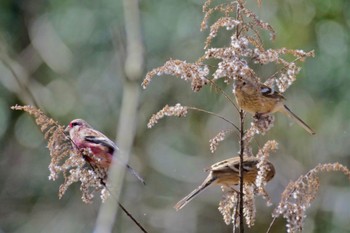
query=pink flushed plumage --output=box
[65,119,145,184]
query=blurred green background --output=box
[0,0,350,232]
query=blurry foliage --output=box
[0,0,349,233]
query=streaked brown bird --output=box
[234,77,315,135]
[174,156,275,210]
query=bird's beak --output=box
[64,125,70,135]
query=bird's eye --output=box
[71,122,80,127]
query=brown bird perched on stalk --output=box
[234,77,315,135]
[174,156,275,210]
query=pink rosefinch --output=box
[65,119,145,184]
[234,77,315,135]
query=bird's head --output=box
[234,76,256,95]
[65,119,91,135]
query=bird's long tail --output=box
[282,105,315,135]
[174,175,216,211]
[126,164,146,185]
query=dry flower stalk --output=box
[147,103,188,128]
[209,129,233,153]
[142,0,304,229]
[273,163,350,233]
[140,0,350,232]
[11,105,109,203]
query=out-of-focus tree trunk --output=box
[93,0,144,232]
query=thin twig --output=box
[99,180,148,233]
[236,3,245,232]
[266,57,304,82]
[208,79,239,112]
[236,1,242,39]
[239,110,245,233]
[266,216,277,233]
[187,106,240,132]
[118,203,148,233]
[103,183,148,233]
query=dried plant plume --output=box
[11,105,109,203]
[273,163,350,233]
[139,0,350,232]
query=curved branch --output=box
[187,106,240,132]
[208,79,240,112]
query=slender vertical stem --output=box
[239,109,245,233]
[235,3,244,232]
[93,0,146,232]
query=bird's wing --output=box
[211,156,258,173]
[210,157,238,171]
[84,130,145,184]
[84,134,117,154]
[260,84,285,99]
